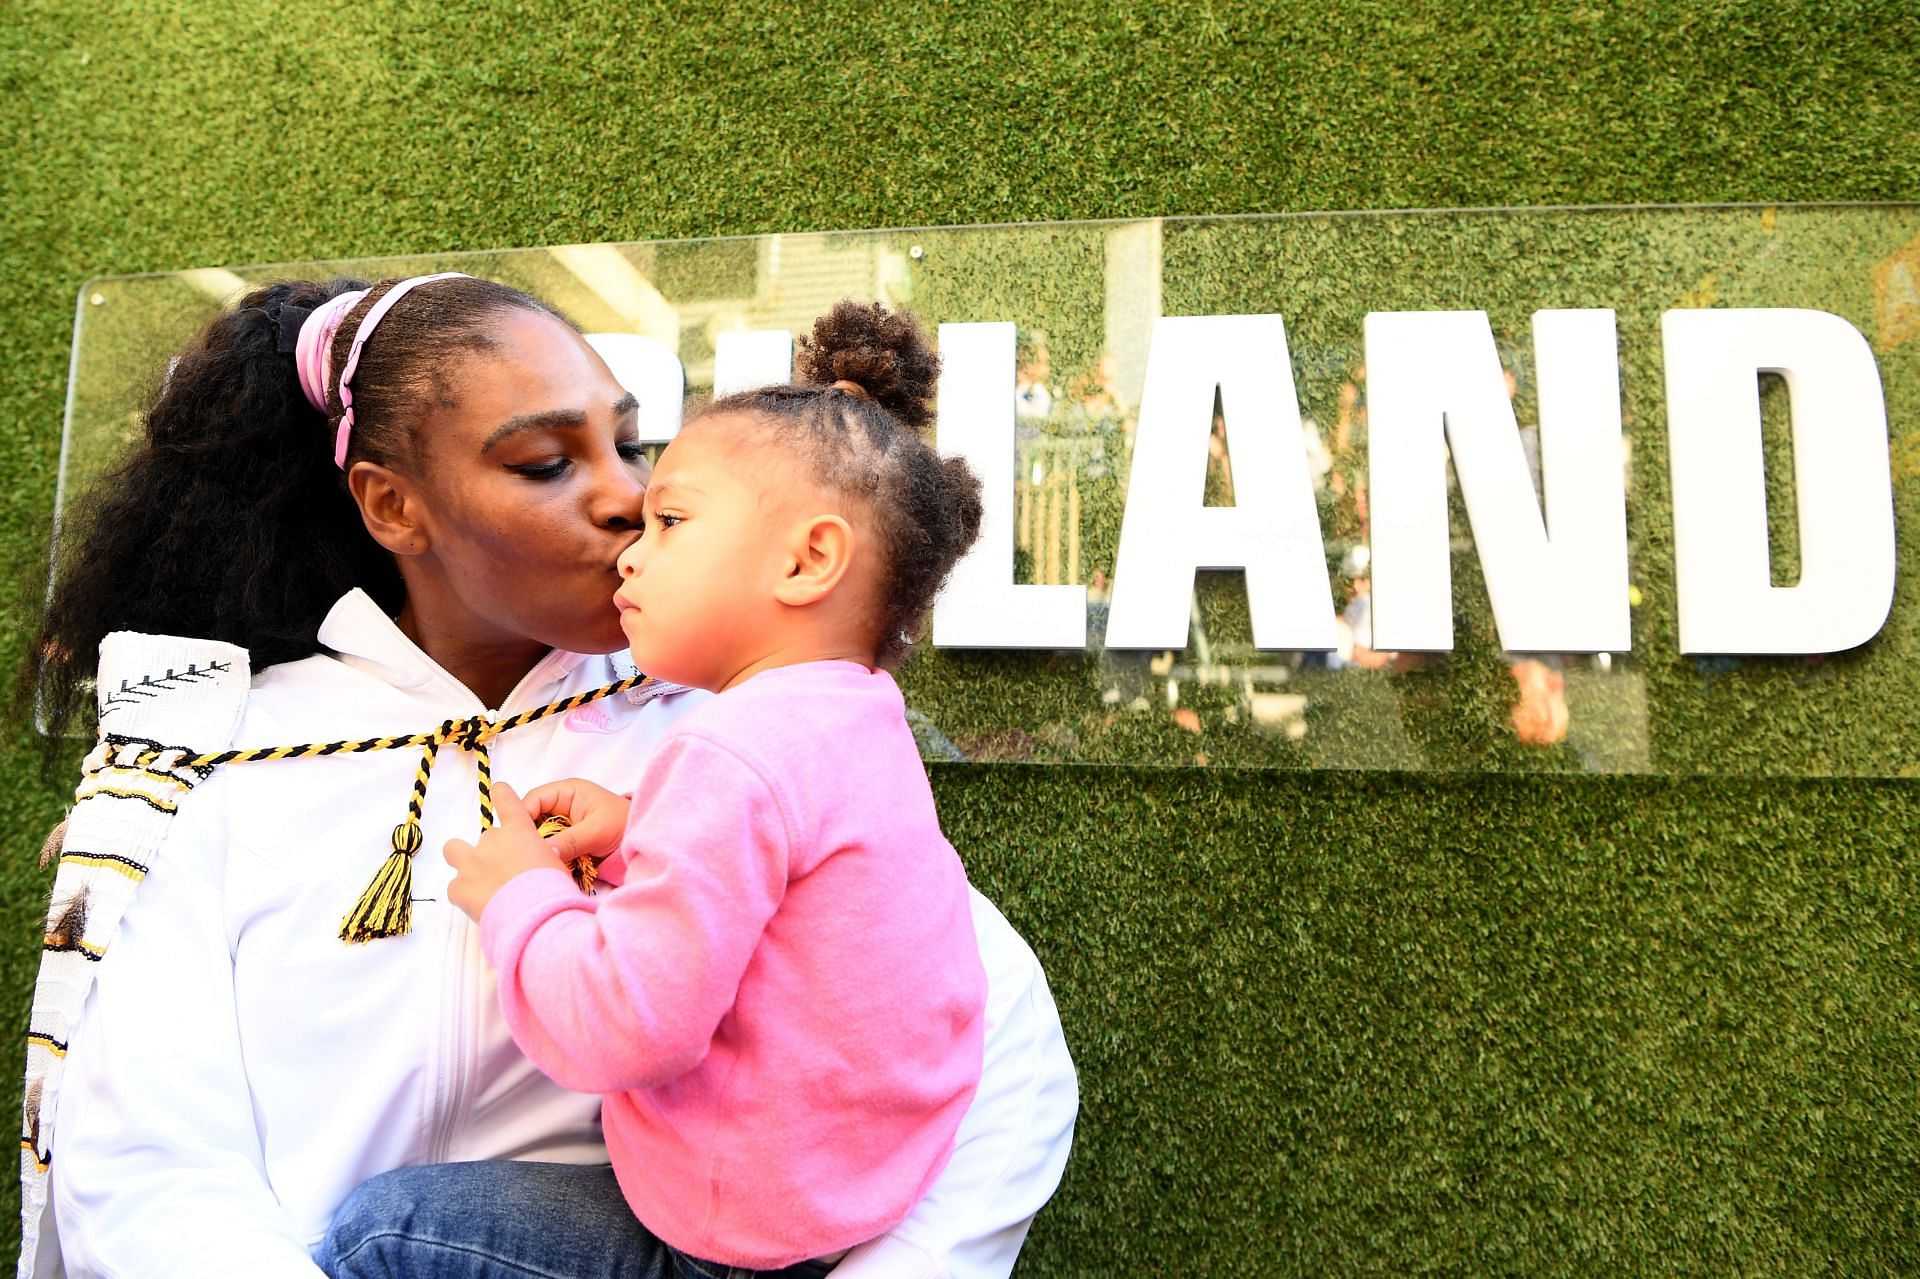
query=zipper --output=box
[421,662,579,1165]
[428,894,476,1163]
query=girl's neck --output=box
[396,601,550,709]
[718,634,877,692]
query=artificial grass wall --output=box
[4,2,1918,1274]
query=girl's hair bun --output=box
[795,300,940,431]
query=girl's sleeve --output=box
[480,729,793,1093]
[50,771,327,1278]
[830,889,1079,1279]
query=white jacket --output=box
[49,591,1078,1277]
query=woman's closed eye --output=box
[510,457,572,480]
[510,438,645,480]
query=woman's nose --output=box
[592,459,648,531]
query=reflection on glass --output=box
[57,206,1920,775]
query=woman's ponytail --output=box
[20,278,401,744]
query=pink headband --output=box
[293,272,470,468]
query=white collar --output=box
[314,589,591,711]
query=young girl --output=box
[338,301,989,1278]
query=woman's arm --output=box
[832,889,1078,1279]
[50,771,327,1277]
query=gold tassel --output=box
[536,813,597,896]
[339,823,422,944]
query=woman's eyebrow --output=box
[482,394,637,452]
[481,409,588,452]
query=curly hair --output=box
[21,275,569,745]
[706,300,983,668]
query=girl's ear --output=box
[773,513,855,607]
[347,461,431,556]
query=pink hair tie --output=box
[293,289,367,415]
[292,272,469,469]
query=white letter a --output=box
[1105,314,1336,651]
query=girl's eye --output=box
[510,458,572,480]
[656,513,682,530]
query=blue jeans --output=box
[318,1161,837,1279]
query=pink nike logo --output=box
[563,704,620,735]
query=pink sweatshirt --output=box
[480,661,986,1268]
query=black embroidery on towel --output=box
[100,661,233,713]
[57,849,151,878]
[99,734,219,784]
[75,784,178,817]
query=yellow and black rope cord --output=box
[83,674,648,943]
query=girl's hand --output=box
[445,783,565,920]
[520,777,631,865]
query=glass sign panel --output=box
[57,205,1920,774]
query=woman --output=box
[22,274,1076,1277]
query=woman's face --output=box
[397,309,649,658]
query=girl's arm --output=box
[477,732,793,1092]
[50,771,327,1278]
[831,889,1079,1279]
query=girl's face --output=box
[395,309,650,658]
[613,420,791,691]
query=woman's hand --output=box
[520,777,631,865]
[445,783,567,920]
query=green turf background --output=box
[4,2,1918,1273]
